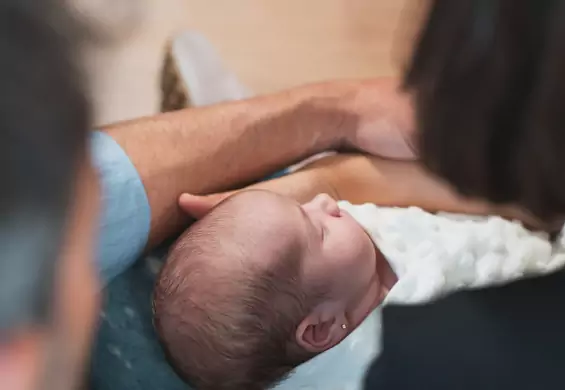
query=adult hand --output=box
[178,153,344,219]
[179,192,233,220]
[340,79,417,160]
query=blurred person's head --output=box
[0,1,98,389]
[405,0,565,223]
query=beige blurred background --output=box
[72,0,411,126]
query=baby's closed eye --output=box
[320,225,328,241]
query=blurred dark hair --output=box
[404,0,565,221]
[0,0,89,333]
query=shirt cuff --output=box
[90,131,151,285]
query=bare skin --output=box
[102,79,415,249]
[180,154,539,228]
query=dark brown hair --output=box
[404,0,565,221]
[0,0,89,333]
[153,208,324,390]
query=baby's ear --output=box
[295,306,348,353]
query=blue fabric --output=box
[90,132,151,285]
[264,168,289,181]
[89,131,182,390]
[89,248,188,390]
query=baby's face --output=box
[229,191,384,328]
[299,194,383,324]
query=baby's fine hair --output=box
[153,196,323,390]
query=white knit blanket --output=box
[340,202,565,304]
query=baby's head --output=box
[153,191,386,390]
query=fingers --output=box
[178,194,213,219]
[178,192,233,219]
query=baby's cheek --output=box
[341,233,371,266]
[353,232,377,269]
[327,238,357,269]
[327,219,369,263]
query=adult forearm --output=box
[185,154,539,225]
[103,81,373,247]
[326,154,538,223]
[194,155,494,215]
[229,163,339,204]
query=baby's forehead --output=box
[222,191,294,216]
[215,191,305,250]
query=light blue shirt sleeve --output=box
[90,131,151,285]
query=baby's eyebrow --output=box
[297,204,324,244]
[297,204,310,222]
[297,204,318,232]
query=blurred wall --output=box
[74,0,409,125]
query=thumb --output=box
[178,192,233,219]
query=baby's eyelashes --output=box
[320,226,327,242]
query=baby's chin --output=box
[375,248,398,297]
[349,272,386,330]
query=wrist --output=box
[336,83,367,150]
[326,81,361,150]
[331,78,418,159]
[297,81,360,152]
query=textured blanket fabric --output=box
[339,202,565,304]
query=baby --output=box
[153,190,398,390]
[153,190,563,390]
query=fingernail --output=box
[179,193,192,201]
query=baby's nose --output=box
[314,193,340,216]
